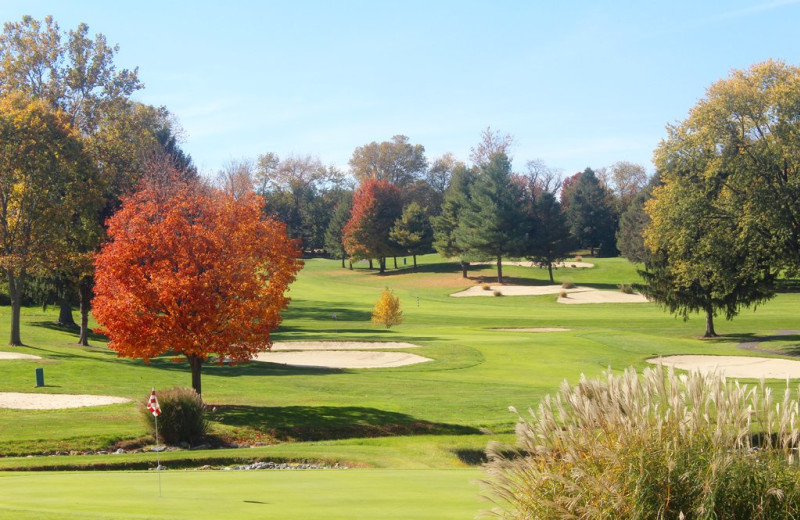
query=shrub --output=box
[561,279,575,289]
[482,283,492,291]
[493,290,502,297]
[575,255,582,262]
[483,366,800,519]
[618,283,634,294]
[142,387,208,445]
[371,287,403,328]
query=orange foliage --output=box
[371,288,403,329]
[92,180,303,371]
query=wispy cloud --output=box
[721,0,800,18]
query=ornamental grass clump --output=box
[142,387,208,445]
[483,365,800,519]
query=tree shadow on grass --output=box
[146,357,344,377]
[281,302,371,322]
[208,404,480,442]
[30,320,108,343]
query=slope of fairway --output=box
[0,469,483,520]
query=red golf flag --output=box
[147,388,161,417]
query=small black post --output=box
[35,368,44,387]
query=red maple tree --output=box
[342,179,402,273]
[92,179,302,395]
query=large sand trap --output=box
[452,284,649,303]
[0,352,41,360]
[271,341,419,351]
[254,350,432,369]
[558,288,649,304]
[0,393,131,410]
[648,355,800,379]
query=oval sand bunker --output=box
[255,350,432,369]
[0,393,131,410]
[0,352,41,360]
[649,355,800,380]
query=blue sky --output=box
[2,1,799,177]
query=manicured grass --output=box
[0,468,484,520]
[0,253,798,519]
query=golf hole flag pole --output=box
[147,387,162,497]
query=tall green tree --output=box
[526,192,573,283]
[617,176,659,264]
[432,164,477,278]
[324,191,353,268]
[679,60,800,276]
[0,94,98,345]
[454,153,526,283]
[1,16,187,343]
[641,135,775,337]
[390,202,433,270]
[564,168,618,256]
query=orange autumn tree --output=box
[92,179,302,395]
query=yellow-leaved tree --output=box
[371,288,403,328]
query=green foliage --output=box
[454,153,526,282]
[143,387,208,445]
[484,366,800,519]
[324,191,353,264]
[349,135,427,187]
[564,168,618,256]
[432,164,476,259]
[525,191,573,282]
[642,146,775,337]
[616,178,656,263]
[390,202,433,268]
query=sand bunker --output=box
[476,260,594,268]
[255,350,432,369]
[0,392,131,410]
[271,341,419,351]
[452,284,649,303]
[491,327,571,332]
[0,352,41,360]
[648,355,800,379]
[558,288,649,304]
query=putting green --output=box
[0,469,484,520]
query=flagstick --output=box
[155,413,162,497]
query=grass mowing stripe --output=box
[0,469,484,520]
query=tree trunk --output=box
[188,354,203,396]
[496,254,503,284]
[460,260,469,278]
[379,257,386,274]
[6,270,24,346]
[590,246,595,256]
[704,307,717,338]
[78,276,92,346]
[340,255,345,268]
[393,256,397,269]
[412,254,417,270]
[547,262,554,283]
[58,298,77,328]
[348,259,353,270]
[369,259,373,269]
